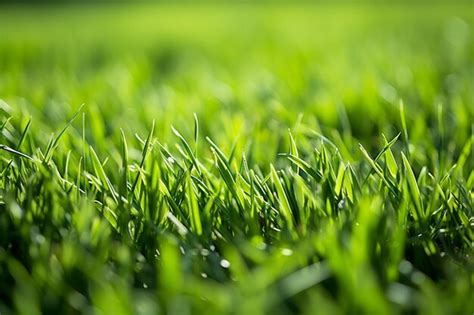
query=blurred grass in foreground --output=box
[0,3,473,315]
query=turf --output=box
[0,3,473,314]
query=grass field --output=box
[0,3,473,314]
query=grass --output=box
[0,3,473,314]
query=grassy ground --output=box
[0,3,473,314]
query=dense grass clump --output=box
[0,4,473,314]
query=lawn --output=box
[0,3,473,314]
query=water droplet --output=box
[220,259,231,268]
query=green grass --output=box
[0,3,473,314]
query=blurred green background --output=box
[1,2,472,163]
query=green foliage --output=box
[0,3,473,315]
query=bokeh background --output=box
[1,1,472,164]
